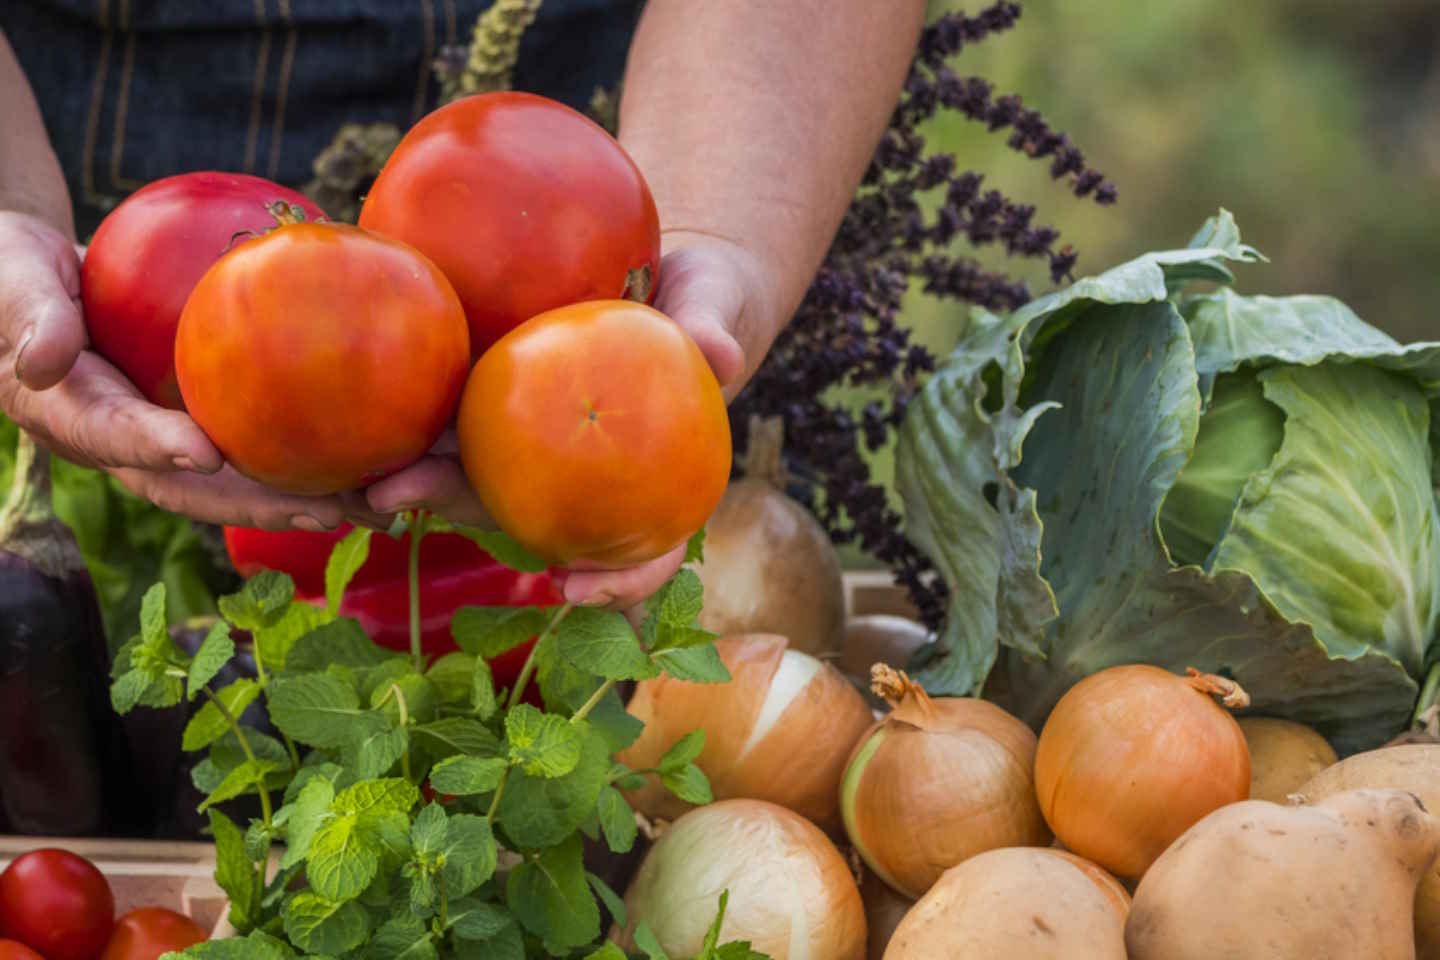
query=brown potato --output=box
[1238,716,1337,802]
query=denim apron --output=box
[2,0,643,238]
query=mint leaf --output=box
[140,581,168,645]
[662,764,713,805]
[444,525,547,573]
[411,718,501,765]
[325,526,373,615]
[210,809,261,930]
[211,727,288,768]
[452,606,549,659]
[653,623,720,653]
[506,833,599,951]
[452,921,523,960]
[498,728,610,849]
[685,529,706,565]
[586,688,645,753]
[699,891,729,957]
[584,945,628,960]
[535,634,597,712]
[357,658,415,703]
[613,771,648,792]
[306,814,378,902]
[715,943,770,960]
[471,656,498,721]
[287,617,391,672]
[587,870,627,928]
[633,923,670,960]
[254,601,332,672]
[442,814,498,897]
[659,730,705,773]
[653,644,731,683]
[269,673,383,749]
[283,762,342,804]
[219,572,294,631]
[182,679,261,751]
[506,704,582,778]
[243,820,269,862]
[334,777,420,819]
[426,653,477,705]
[428,755,508,796]
[373,673,440,726]
[448,899,513,940]
[595,786,637,854]
[410,802,448,857]
[280,777,335,870]
[342,723,408,780]
[163,933,289,960]
[110,669,153,715]
[366,915,436,960]
[407,866,437,916]
[282,891,371,954]
[198,758,285,812]
[649,569,704,628]
[187,621,234,697]
[557,608,659,681]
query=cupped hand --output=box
[0,211,350,530]
[364,230,771,607]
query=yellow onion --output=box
[884,847,1128,959]
[840,665,1050,899]
[861,868,914,960]
[617,799,866,960]
[693,417,845,657]
[1034,664,1251,880]
[1237,716,1336,802]
[618,634,874,828]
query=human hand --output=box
[0,210,351,530]
[364,230,771,607]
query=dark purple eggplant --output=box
[0,431,150,836]
[118,619,273,839]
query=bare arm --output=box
[0,29,74,238]
[617,0,927,389]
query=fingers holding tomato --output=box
[0,849,115,960]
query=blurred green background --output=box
[839,0,1440,568]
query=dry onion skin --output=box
[883,847,1127,960]
[617,633,874,828]
[1034,664,1251,880]
[840,665,1050,899]
[1293,744,1440,959]
[1237,716,1337,803]
[617,799,866,960]
[693,416,845,657]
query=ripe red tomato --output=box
[80,172,326,409]
[0,849,115,960]
[175,220,471,495]
[456,301,731,567]
[0,941,45,960]
[358,92,660,354]
[99,907,206,960]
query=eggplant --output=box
[0,431,150,836]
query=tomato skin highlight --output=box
[80,172,326,409]
[358,91,660,354]
[0,848,115,960]
[0,940,45,960]
[99,907,207,960]
[176,221,471,495]
[456,300,732,567]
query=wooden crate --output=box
[0,836,230,936]
[843,569,921,621]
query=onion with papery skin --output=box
[1034,665,1251,880]
[884,847,1127,959]
[694,417,845,657]
[840,615,930,683]
[618,634,874,828]
[840,665,1050,899]
[1237,716,1336,803]
[861,869,914,960]
[617,799,866,960]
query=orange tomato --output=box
[175,220,471,495]
[99,908,206,960]
[456,301,731,567]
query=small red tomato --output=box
[359,91,660,354]
[175,218,471,495]
[80,172,326,409]
[0,849,115,960]
[99,907,207,960]
[0,940,45,960]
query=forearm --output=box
[0,30,74,239]
[618,0,926,378]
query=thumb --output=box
[666,298,746,390]
[0,249,86,391]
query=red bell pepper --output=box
[223,525,563,695]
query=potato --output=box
[1296,744,1440,958]
[1238,716,1336,802]
[1127,789,1440,959]
[884,847,1126,959]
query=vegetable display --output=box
[896,209,1440,754]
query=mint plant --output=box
[109,514,767,959]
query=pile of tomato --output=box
[82,91,731,568]
[0,850,205,960]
